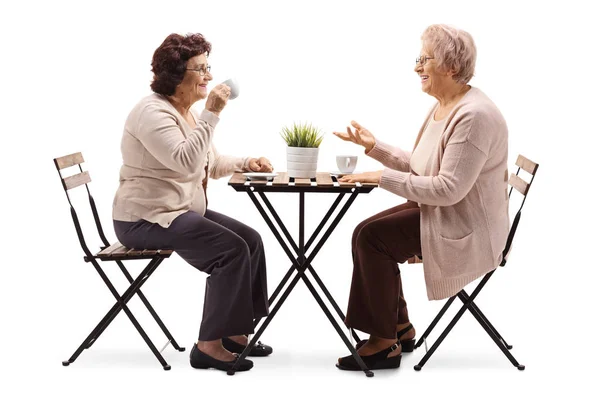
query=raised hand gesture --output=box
[333,120,376,152]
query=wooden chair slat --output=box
[508,173,529,196]
[111,245,129,256]
[96,244,172,259]
[63,171,91,190]
[516,155,539,176]
[273,172,288,185]
[54,152,84,170]
[316,173,334,186]
[142,249,160,255]
[97,242,124,257]
[126,248,143,256]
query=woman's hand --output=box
[248,157,273,172]
[333,120,376,152]
[337,170,383,184]
[205,84,231,116]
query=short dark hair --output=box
[150,33,212,96]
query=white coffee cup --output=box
[221,78,240,100]
[336,155,358,173]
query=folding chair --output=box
[54,152,185,370]
[413,154,539,371]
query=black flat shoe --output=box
[222,337,273,357]
[355,323,416,352]
[189,344,254,372]
[336,341,402,371]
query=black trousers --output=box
[114,210,269,341]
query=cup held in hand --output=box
[221,78,240,100]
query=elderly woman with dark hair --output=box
[333,24,510,371]
[112,33,273,373]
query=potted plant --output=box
[280,122,324,178]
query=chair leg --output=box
[469,301,512,349]
[63,300,126,366]
[457,292,524,370]
[85,258,185,352]
[84,258,159,349]
[63,259,171,370]
[414,301,470,371]
[413,291,525,372]
[415,296,456,349]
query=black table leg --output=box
[253,191,360,343]
[230,188,371,376]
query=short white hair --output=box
[421,24,477,85]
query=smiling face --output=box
[177,54,212,103]
[414,41,454,97]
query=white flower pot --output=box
[286,147,319,178]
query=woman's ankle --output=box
[196,340,235,361]
[228,335,248,346]
[396,322,415,339]
[367,336,397,346]
[197,339,223,351]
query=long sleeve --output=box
[209,142,249,179]
[136,107,219,175]
[379,111,492,207]
[366,139,412,172]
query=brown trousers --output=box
[345,201,421,339]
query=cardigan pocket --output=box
[436,231,474,277]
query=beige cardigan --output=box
[367,87,510,300]
[113,93,249,228]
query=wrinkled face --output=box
[414,42,449,96]
[178,53,212,102]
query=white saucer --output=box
[330,170,360,177]
[243,172,278,181]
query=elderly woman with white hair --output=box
[333,24,509,371]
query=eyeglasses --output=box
[186,65,212,76]
[415,56,434,66]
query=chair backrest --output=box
[500,154,539,266]
[54,152,111,259]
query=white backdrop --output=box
[1,0,598,399]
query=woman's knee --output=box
[352,219,371,249]
[355,222,381,251]
[227,233,251,257]
[239,225,263,251]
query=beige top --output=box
[410,115,447,176]
[366,87,510,300]
[112,93,249,228]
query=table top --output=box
[228,172,378,193]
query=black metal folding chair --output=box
[413,154,539,371]
[54,152,185,370]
